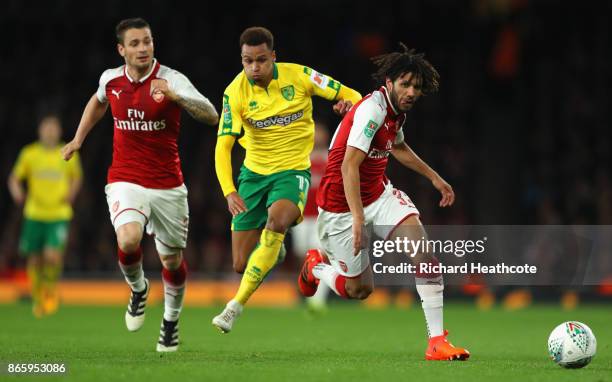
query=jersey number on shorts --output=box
[393,189,415,208]
[296,175,310,192]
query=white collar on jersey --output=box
[124,58,157,83]
[381,86,399,116]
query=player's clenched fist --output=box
[333,100,353,116]
[61,139,81,161]
[150,79,178,102]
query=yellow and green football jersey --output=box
[218,62,361,175]
[12,142,82,221]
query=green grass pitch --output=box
[0,303,610,381]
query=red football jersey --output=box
[97,59,195,189]
[303,149,327,217]
[317,86,406,213]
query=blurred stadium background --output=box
[0,0,611,307]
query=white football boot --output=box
[212,300,243,333]
[125,278,150,332]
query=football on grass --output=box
[548,321,597,368]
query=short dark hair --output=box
[39,113,60,125]
[239,27,274,50]
[371,43,440,95]
[115,17,151,44]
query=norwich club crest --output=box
[281,85,295,101]
[364,120,379,138]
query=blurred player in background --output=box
[212,26,361,333]
[299,44,470,360]
[61,18,218,352]
[290,123,330,312]
[8,115,82,317]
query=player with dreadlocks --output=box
[298,44,470,360]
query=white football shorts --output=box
[317,182,419,277]
[105,181,189,256]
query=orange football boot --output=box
[425,330,470,361]
[298,249,325,297]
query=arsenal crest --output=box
[152,88,165,103]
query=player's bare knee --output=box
[232,256,247,273]
[344,280,358,298]
[28,256,42,267]
[117,234,140,254]
[345,285,358,299]
[160,253,182,270]
[117,237,139,253]
[116,224,142,254]
[43,251,62,266]
[357,285,373,300]
[344,283,368,300]
[348,284,373,300]
[264,216,288,234]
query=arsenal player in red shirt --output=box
[290,123,331,311]
[298,44,470,360]
[61,18,218,352]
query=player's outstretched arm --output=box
[333,86,362,116]
[391,141,437,178]
[391,142,455,207]
[62,94,108,161]
[337,85,362,105]
[151,75,218,125]
[301,66,361,117]
[342,146,368,255]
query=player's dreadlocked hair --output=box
[371,43,440,95]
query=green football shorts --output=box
[19,218,69,255]
[232,165,311,231]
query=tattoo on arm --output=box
[176,95,219,125]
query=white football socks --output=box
[309,280,330,306]
[163,280,185,322]
[119,262,146,292]
[415,275,444,338]
[313,263,341,296]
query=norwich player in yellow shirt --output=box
[8,115,82,317]
[212,27,361,332]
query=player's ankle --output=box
[228,299,243,311]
